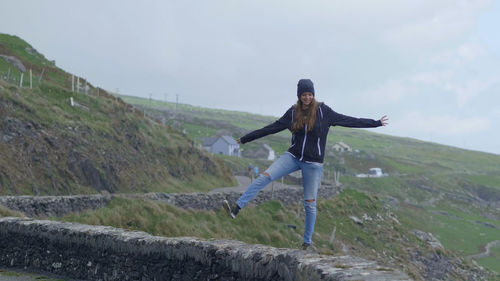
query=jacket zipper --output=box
[317,137,321,156]
[299,125,308,161]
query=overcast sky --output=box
[1,0,500,155]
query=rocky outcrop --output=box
[408,231,489,281]
[0,55,26,72]
[0,217,410,281]
[410,230,443,249]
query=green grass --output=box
[58,188,475,280]
[60,197,307,249]
[58,189,440,277]
[396,202,500,256]
[431,213,499,255]
[0,34,50,65]
[0,79,234,195]
[0,269,68,281]
[0,33,72,88]
[0,270,21,277]
[467,175,500,189]
[0,205,23,218]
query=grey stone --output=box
[410,230,443,249]
[0,194,111,217]
[0,55,26,72]
[349,216,363,225]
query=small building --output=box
[332,141,352,152]
[202,135,241,157]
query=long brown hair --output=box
[291,98,319,132]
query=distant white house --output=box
[202,135,241,157]
[332,141,352,152]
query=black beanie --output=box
[297,79,315,98]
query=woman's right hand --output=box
[237,138,242,144]
[379,115,389,126]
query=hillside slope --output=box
[122,95,500,276]
[0,34,235,195]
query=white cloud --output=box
[413,71,498,108]
[457,42,487,61]
[429,41,488,66]
[411,40,498,107]
[360,80,412,105]
[383,0,489,50]
[391,112,490,136]
[411,70,498,107]
[445,78,498,107]
[411,70,454,84]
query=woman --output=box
[223,78,388,249]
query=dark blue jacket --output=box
[240,103,382,163]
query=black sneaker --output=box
[302,243,310,250]
[223,200,240,219]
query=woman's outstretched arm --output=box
[239,106,293,144]
[325,104,387,128]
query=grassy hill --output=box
[1,33,499,279]
[121,95,500,276]
[0,33,235,195]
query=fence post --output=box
[72,74,74,92]
[30,69,32,89]
[38,68,45,84]
[77,76,80,93]
[19,72,24,87]
[329,226,337,245]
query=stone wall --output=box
[0,194,111,217]
[140,183,342,211]
[0,217,410,281]
[0,184,341,217]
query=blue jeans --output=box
[236,152,323,245]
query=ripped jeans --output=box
[236,152,323,245]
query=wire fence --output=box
[0,66,164,124]
[0,67,89,93]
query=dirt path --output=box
[469,240,500,259]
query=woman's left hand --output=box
[380,115,389,126]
